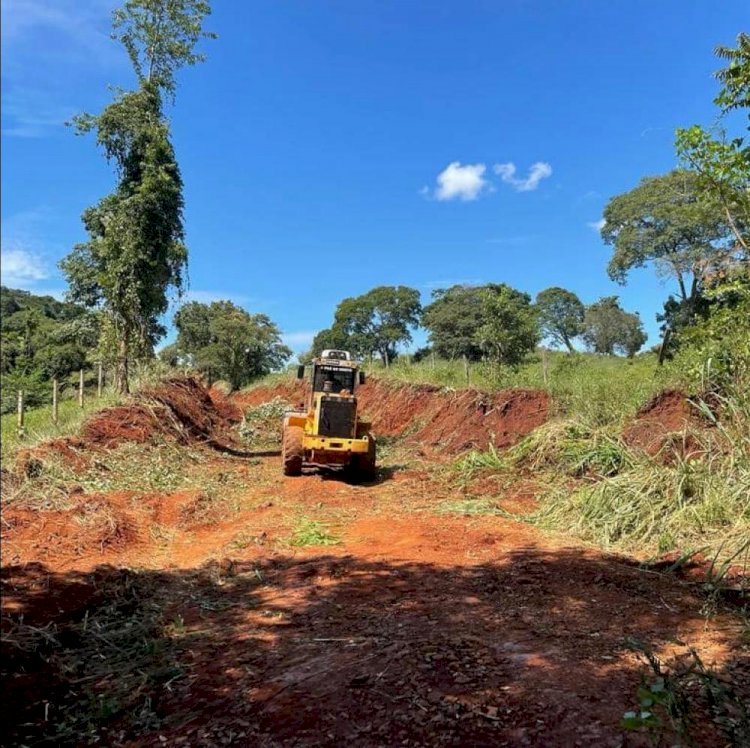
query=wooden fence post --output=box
[79,369,85,408]
[431,351,436,370]
[97,362,103,398]
[541,347,549,386]
[52,378,59,424]
[17,390,25,432]
[463,355,470,385]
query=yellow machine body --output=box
[281,350,376,477]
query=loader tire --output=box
[351,436,377,482]
[282,425,304,476]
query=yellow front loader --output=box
[281,350,376,480]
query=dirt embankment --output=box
[623,389,710,459]
[236,377,550,453]
[83,376,241,447]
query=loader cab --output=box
[297,350,365,396]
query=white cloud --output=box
[0,248,49,285]
[493,161,552,192]
[587,219,606,232]
[433,162,489,202]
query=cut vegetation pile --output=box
[623,389,709,459]
[83,376,239,448]
[2,377,249,569]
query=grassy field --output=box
[1,390,121,462]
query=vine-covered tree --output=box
[60,0,215,393]
[173,301,291,388]
[535,287,585,353]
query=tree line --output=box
[306,283,647,366]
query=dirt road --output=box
[1,379,747,746]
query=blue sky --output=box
[2,1,746,354]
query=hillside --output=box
[0,286,99,412]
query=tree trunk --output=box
[725,205,749,252]
[116,336,130,394]
[657,328,672,366]
[563,334,574,353]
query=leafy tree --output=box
[676,34,749,253]
[422,285,485,360]
[675,267,750,391]
[173,301,291,388]
[535,287,585,353]
[672,35,750,389]
[306,326,354,360]
[60,0,214,393]
[475,284,539,366]
[331,286,422,365]
[602,170,732,324]
[582,297,647,357]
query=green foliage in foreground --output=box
[289,520,340,547]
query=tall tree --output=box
[422,285,485,361]
[601,169,732,331]
[535,287,585,353]
[173,301,291,388]
[60,0,214,393]
[676,33,749,253]
[582,296,646,357]
[332,286,422,365]
[475,284,539,366]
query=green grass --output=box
[451,387,750,560]
[288,519,340,547]
[458,419,635,483]
[1,390,121,462]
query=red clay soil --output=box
[82,376,238,448]
[1,489,218,571]
[236,377,550,453]
[623,389,708,459]
[2,516,746,747]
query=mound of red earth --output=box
[82,376,239,448]
[236,377,550,453]
[8,377,242,483]
[623,389,709,459]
